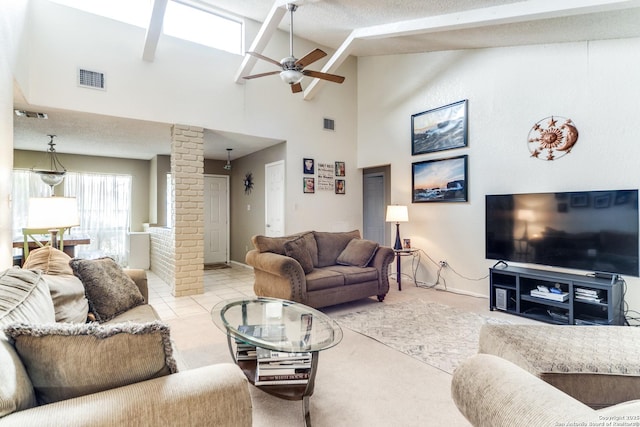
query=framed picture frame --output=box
[303,158,314,174]
[335,161,345,176]
[335,179,345,194]
[411,99,468,155]
[303,177,315,193]
[412,155,468,203]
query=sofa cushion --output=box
[70,257,145,322]
[22,246,74,276]
[305,268,345,291]
[313,230,361,267]
[252,235,290,255]
[325,265,379,285]
[41,274,89,323]
[336,238,379,268]
[4,321,178,405]
[284,236,314,274]
[0,268,54,418]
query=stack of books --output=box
[255,347,312,385]
[530,288,569,302]
[235,324,287,362]
[575,288,604,303]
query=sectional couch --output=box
[0,247,252,426]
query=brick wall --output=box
[170,124,204,296]
[147,225,174,287]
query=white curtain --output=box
[12,170,132,265]
[64,172,132,264]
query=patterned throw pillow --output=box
[69,257,145,322]
[4,321,177,405]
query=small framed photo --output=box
[412,155,468,203]
[335,179,345,194]
[303,158,315,174]
[303,177,315,193]
[412,99,468,155]
[403,238,411,249]
[335,161,345,176]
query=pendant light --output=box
[33,134,67,192]
[224,148,232,170]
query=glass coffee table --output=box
[211,297,343,427]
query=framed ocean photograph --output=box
[411,99,468,155]
[412,155,468,203]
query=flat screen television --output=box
[485,190,639,277]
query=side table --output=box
[393,248,419,291]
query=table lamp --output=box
[386,205,408,250]
[26,197,80,249]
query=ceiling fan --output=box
[242,3,345,94]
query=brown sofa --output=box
[246,230,394,308]
[0,247,252,426]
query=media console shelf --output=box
[489,265,624,325]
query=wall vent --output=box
[14,110,48,119]
[323,118,335,131]
[78,68,105,90]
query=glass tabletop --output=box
[212,297,343,353]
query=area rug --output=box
[204,263,230,270]
[333,299,511,374]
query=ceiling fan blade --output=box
[243,71,281,80]
[295,48,327,68]
[291,82,303,93]
[302,70,345,84]
[246,51,282,68]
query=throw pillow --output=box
[337,238,380,268]
[69,257,145,322]
[313,230,362,267]
[0,268,53,417]
[22,246,73,276]
[4,321,178,405]
[41,275,89,323]
[284,236,314,274]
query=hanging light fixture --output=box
[223,148,232,170]
[33,134,67,191]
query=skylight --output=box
[50,0,243,55]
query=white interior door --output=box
[265,160,285,237]
[204,175,229,263]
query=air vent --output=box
[323,118,335,131]
[14,110,48,119]
[78,68,105,90]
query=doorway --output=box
[204,175,229,263]
[363,166,391,246]
[265,160,285,237]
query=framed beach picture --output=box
[412,155,468,203]
[411,99,468,155]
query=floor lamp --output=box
[386,205,408,250]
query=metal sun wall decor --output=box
[527,116,579,161]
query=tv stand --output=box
[489,265,624,325]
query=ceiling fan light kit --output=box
[243,3,345,94]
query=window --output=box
[11,170,132,265]
[50,0,244,55]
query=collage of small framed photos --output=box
[303,158,345,194]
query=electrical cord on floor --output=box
[620,279,640,326]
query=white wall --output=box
[15,0,359,238]
[358,38,640,311]
[0,0,29,269]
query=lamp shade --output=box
[27,197,79,229]
[386,205,408,223]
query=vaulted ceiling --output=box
[13,0,640,160]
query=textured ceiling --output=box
[13,0,640,160]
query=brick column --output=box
[170,124,204,296]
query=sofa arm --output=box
[124,269,148,302]
[0,364,252,427]
[452,354,598,427]
[369,246,394,295]
[246,250,307,302]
